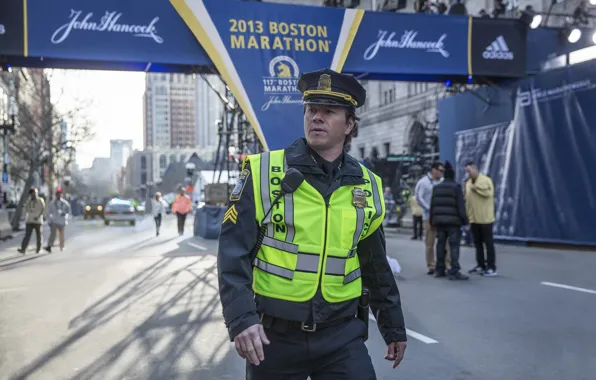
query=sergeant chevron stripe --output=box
[222,205,238,225]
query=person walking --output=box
[409,192,423,240]
[44,188,71,253]
[429,161,469,280]
[217,69,407,379]
[18,188,46,254]
[171,187,192,236]
[464,161,498,276]
[415,162,450,275]
[151,192,167,236]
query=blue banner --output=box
[26,0,211,66]
[455,61,596,246]
[344,12,469,75]
[172,0,360,150]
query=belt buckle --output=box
[301,322,317,332]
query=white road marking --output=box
[541,281,596,295]
[0,287,28,293]
[187,242,207,251]
[369,312,438,344]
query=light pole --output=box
[146,181,154,214]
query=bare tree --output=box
[1,68,94,230]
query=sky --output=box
[49,70,146,169]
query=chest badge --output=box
[352,188,368,209]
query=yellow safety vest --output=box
[245,149,385,304]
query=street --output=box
[0,217,595,380]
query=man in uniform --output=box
[217,68,407,379]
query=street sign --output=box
[1,172,8,184]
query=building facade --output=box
[110,139,133,170]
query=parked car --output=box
[84,203,104,220]
[103,199,136,226]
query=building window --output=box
[141,173,147,185]
[384,142,391,157]
[359,147,365,159]
[384,91,388,106]
[159,155,167,169]
[140,156,147,170]
[170,154,176,164]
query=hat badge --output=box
[317,74,332,91]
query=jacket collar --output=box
[284,138,364,181]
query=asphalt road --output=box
[0,218,595,380]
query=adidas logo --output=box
[482,36,514,60]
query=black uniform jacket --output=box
[217,138,407,345]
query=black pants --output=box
[436,226,462,275]
[154,214,162,233]
[21,223,42,252]
[246,318,376,380]
[176,213,187,234]
[412,215,423,239]
[471,223,496,270]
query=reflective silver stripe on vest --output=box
[366,169,383,224]
[352,207,365,249]
[344,268,361,284]
[260,152,274,236]
[262,236,299,254]
[254,258,294,280]
[325,256,346,276]
[283,155,296,243]
[295,253,319,273]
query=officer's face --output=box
[304,105,354,150]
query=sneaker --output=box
[427,269,435,275]
[44,246,52,253]
[434,271,446,278]
[449,272,469,281]
[17,248,26,254]
[468,266,485,275]
[482,269,497,277]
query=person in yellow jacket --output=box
[464,161,497,276]
[217,69,407,379]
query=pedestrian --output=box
[409,191,423,240]
[217,68,407,379]
[151,192,167,236]
[415,162,451,275]
[464,161,498,276]
[171,187,192,236]
[429,161,469,280]
[44,188,71,253]
[18,187,46,254]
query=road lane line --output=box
[541,282,596,295]
[0,287,28,293]
[369,312,438,344]
[187,242,207,251]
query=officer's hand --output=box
[234,323,270,366]
[385,341,407,368]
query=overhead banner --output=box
[172,0,363,151]
[25,0,212,66]
[344,12,469,75]
[469,18,526,78]
[0,0,25,57]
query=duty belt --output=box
[260,313,353,333]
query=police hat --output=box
[298,68,366,109]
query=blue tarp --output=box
[455,60,596,246]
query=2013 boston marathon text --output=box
[229,19,332,52]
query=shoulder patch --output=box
[229,169,250,202]
[222,204,238,225]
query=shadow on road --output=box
[9,255,240,380]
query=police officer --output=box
[217,68,407,379]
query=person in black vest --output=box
[429,161,469,280]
